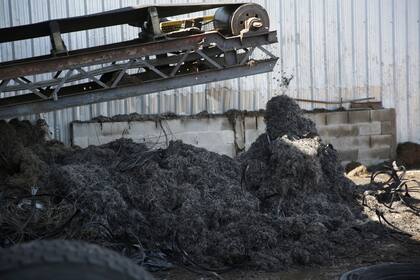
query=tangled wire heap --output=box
[363,162,420,235]
[0,96,400,272]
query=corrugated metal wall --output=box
[1,0,419,145]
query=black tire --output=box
[340,263,420,280]
[0,240,153,280]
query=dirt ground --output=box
[350,170,420,242]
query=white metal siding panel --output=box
[366,0,382,103]
[354,0,368,100]
[266,0,280,101]
[1,0,420,145]
[281,0,298,100]
[394,0,408,142]
[408,0,420,143]
[311,0,326,107]
[381,0,395,110]
[324,0,340,109]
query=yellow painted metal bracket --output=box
[160,15,214,33]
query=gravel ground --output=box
[349,170,420,242]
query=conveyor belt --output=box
[0,3,277,118]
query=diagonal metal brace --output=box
[76,68,109,89]
[240,47,256,65]
[0,79,10,92]
[52,69,74,101]
[138,59,168,78]
[196,49,223,69]
[13,78,48,99]
[111,59,137,88]
[170,51,191,77]
[256,45,276,59]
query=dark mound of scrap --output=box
[0,95,392,271]
[265,95,317,139]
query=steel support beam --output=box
[0,35,205,80]
[2,50,222,92]
[0,59,277,119]
[0,31,277,80]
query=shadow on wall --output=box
[397,142,420,169]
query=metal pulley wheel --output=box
[214,3,270,35]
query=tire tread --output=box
[0,240,150,280]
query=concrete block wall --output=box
[306,109,397,166]
[72,117,237,156]
[72,108,396,165]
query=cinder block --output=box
[95,135,122,146]
[305,112,327,126]
[177,132,235,155]
[207,145,236,157]
[256,120,266,138]
[73,137,89,148]
[348,110,371,124]
[172,119,205,133]
[359,122,381,136]
[71,123,90,139]
[130,121,161,137]
[86,136,100,146]
[324,136,370,150]
[197,117,238,132]
[326,111,348,125]
[256,116,265,130]
[205,117,233,131]
[244,116,258,130]
[215,117,234,131]
[100,122,130,136]
[371,135,393,148]
[381,121,395,135]
[337,149,359,162]
[361,158,386,167]
[370,109,395,122]
[359,147,391,160]
[245,129,264,147]
[233,118,245,151]
[178,119,211,132]
[244,117,265,136]
[203,144,236,157]
[341,160,351,168]
[131,134,157,144]
[131,130,169,144]
[318,124,359,138]
[72,123,105,146]
[179,131,235,148]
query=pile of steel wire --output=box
[0,188,78,246]
[369,162,420,213]
[362,161,420,236]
